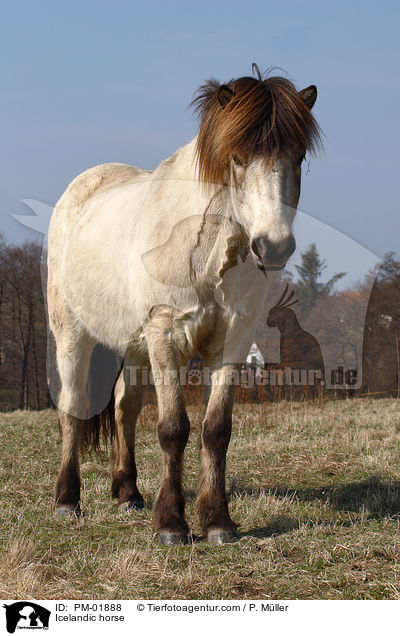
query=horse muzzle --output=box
[250,234,296,271]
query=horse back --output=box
[53,162,149,223]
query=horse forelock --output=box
[191,74,321,185]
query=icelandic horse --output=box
[47,65,320,544]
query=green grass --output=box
[1,398,400,599]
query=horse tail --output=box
[79,392,116,454]
[78,348,123,454]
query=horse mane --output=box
[191,71,321,185]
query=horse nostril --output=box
[284,234,296,259]
[278,235,295,257]
[251,238,267,260]
[277,236,289,255]
[251,234,296,268]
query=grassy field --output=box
[0,398,400,600]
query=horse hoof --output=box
[157,530,188,545]
[207,528,239,544]
[118,500,144,513]
[55,506,81,519]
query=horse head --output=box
[192,65,320,272]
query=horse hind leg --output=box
[111,355,146,511]
[54,328,96,518]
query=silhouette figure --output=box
[266,284,325,396]
[3,602,50,634]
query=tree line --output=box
[0,236,49,410]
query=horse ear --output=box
[217,85,234,108]
[299,85,317,110]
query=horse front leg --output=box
[197,364,238,544]
[145,313,190,544]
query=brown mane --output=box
[191,71,321,185]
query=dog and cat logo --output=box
[2,603,50,633]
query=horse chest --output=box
[169,304,223,362]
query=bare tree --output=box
[0,239,47,410]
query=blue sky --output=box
[1,0,399,288]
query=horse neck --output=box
[152,137,248,288]
[152,138,200,186]
[153,137,234,212]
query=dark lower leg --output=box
[55,412,81,513]
[197,368,237,541]
[111,468,143,508]
[111,372,144,508]
[154,408,190,537]
[145,309,190,543]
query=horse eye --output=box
[232,155,243,166]
[297,153,306,166]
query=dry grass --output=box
[1,398,400,599]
